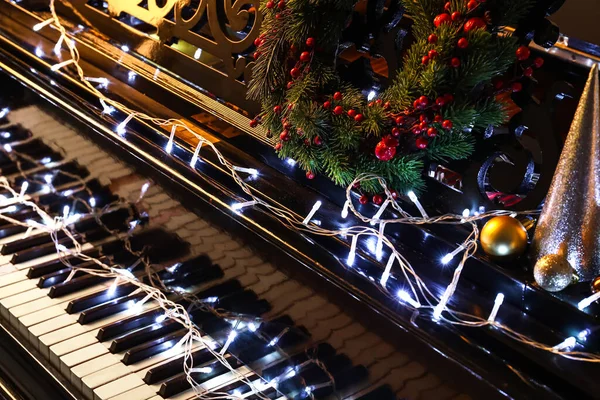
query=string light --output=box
[302,200,322,225]
[375,222,385,260]
[231,200,257,211]
[232,166,259,177]
[53,35,64,55]
[553,336,576,351]
[193,48,202,59]
[33,18,54,31]
[341,199,350,218]
[127,71,136,81]
[220,329,238,355]
[462,208,470,218]
[116,114,134,136]
[190,141,202,167]
[380,253,395,287]
[578,291,600,310]
[397,290,421,308]
[407,190,428,218]
[35,47,44,57]
[441,244,466,265]
[50,59,75,71]
[3,144,11,153]
[367,90,377,101]
[285,158,296,167]
[347,234,359,266]
[0,108,8,119]
[19,181,28,198]
[121,44,129,52]
[370,199,390,225]
[487,293,504,323]
[189,366,213,373]
[166,124,176,154]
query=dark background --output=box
[552,0,600,46]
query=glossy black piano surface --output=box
[0,1,599,400]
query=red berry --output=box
[434,13,452,28]
[277,0,285,8]
[427,127,438,137]
[375,99,383,106]
[374,141,396,161]
[300,51,310,62]
[523,67,533,77]
[428,49,439,58]
[249,119,258,128]
[333,105,344,115]
[290,44,297,52]
[444,93,454,103]
[419,121,428,130]
[435,96,446,107]
[352,181,361,189]
[516,46,531,61]
[512,82,523,92]
[347,109,357,118]
[390,190,398,199]
[305,37,315,47]
[534,57,544,68]
[287,81,294,89]
[383,101,391,110]
[254,38,262,47]
[306,171,315,180]
[253,51,260,60]
[373,194,383,205]
[428,34,438,44]
[354,114,365,123]
[273,105,282,114]
[492,77,504,89]
[451,11,462,21]
[323,101,331,109]
[280,130,289,141]
[434,114,443,123]
[290,67,301,78]
[419,114,428,123]
[392,127,400,136]
[413,99,421,109]
[457,38,468,49]
[422,55,430,65]
[463,17,486,32]
[444,2,451,11]
[416,137,429,149]
[368,102,374,107]
[313,136,322,145]
[275,13,282,19]
[266,1,274,8]
[283,121,292,130]
[274,142,282,151]
[467,0,478,9]
[418,96,429,106]
[333,91,343,101]
[412,127,421,135]
[359,195,369,205]
[442,119,453,129]
[450,57,461,67]
[395,116,406,125]
[383,135,399,147]
[303,139,310,146]
[296,128,304,136]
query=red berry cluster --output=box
[490,46,544,94]
[324,91,365,123]
[265,0,287,20]
[357,189,398,206]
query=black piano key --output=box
[245,387,280,400]
[143,347,215,384]
[0,125,32,143]
[356,385,396,400]
[0,224,28,239]
[96,308,164,342]
[0,209,38,228]
[2,229,70,255]
[48,274,111,298]
[109,320,182,353]
[261,343,336,383]
[77,290,148,324]
[26,248,100,278]
[158,355,245,398]
[202,374,260,399]
[67,282,136,314]
[10,234,82,264]
[37,267,86,288]
[330,365,369,394]
[122,330,187,365]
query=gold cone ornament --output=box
[532,64,600,282]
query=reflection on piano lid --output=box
[1,1,600,400]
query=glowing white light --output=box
[305,386,313,395]
[54,35,64,55]
[128,71,136,81]
[40,156,51,164]
[19,181,28,197]
[50,80,56,86]
[166,125,177,154]
[552,336,576,351]
[341,199,350,219]
[302,200,322,225]
[140,182,150,197]
[487,293,504,323]
[407,191,429,219]
[496,244,510,255]
[153,68,160,80]
[268,337,279,346]
[194,48,203,59]
[34,47,44,57]
[121,45,130,52]
[441,244,465,265]
[33,19,53,31]
[375,222,385,260]
[89,197,96,207]
[578,291,600,310]
[85,77,109,87]
[462,208,470,218]
[232,200,257,211]
[578,329,590,341]
[232,166,259,177]
[248,322,260,332]
[62,189,74,197]
[3,144,12,152]
[370,199,390,225]
[116,114,134,136]
[189,366,213,373]
[397,290,421,308]
[155,314,167,324]
[0,205,17,213]
[367,90,377,101]
[380,253,395,287]
[347,234,359,266]
[114,268,135,280]
[0,108,8,119]
[44,174,53,184]
[51,59,75,72]
[286,158,296,167]
[190,142,202,167]
[1,132,9,139]
[62,205,70,219]
[219,330,238,355]
[107,278,119,295]
[201,296,218,303]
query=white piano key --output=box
[71,353,121,391]
[0,269,28,287]
[82,363,131,399]
[169,365,254,400]
[0,280,38,300]
[1,287,49,318]
[107,384,157,400]
[93,374,147,400]
[61,342,109,376]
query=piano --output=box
[0,0,598,399]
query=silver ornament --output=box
[533,254,574,292]
[532,64,600,281]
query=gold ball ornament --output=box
[534,254,575,292]
[480,216,528,260]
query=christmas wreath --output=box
[247,0,541,202]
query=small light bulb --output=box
[3,144,12,152]
[194,48,202,59]
[35,47,44,57]
[121,44,130,52]
[462,208,470,218]
[367,90,377,101]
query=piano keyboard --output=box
[0,105,467,399]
